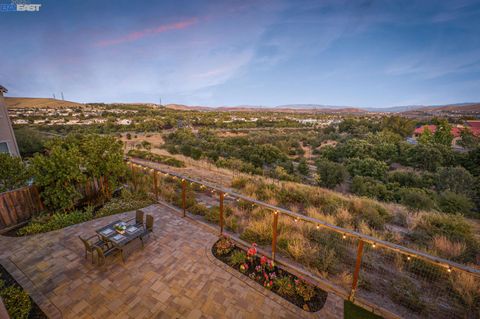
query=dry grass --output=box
[431,235,466,259]
[450,271,480,308]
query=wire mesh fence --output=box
[127,161,480,319]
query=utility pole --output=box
[159,96,162,107]
[61,92,64,100]
[53,93,56,99]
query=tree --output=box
[14,127,46,157]
[30,144,84,211]
[435,166,475,196]
[459,128,480,149]
[297,158,309,176]
[0,153,31,192]
[316,159,347,189]
[346,157,388,180]
[79,135,127,195]
[406,143,445,171]
[380,116,416,138]
[433,120,454,146]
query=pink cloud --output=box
[95,17,198,47]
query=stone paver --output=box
[0,204,343,318]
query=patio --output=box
[0,203,343,319]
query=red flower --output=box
[260,256,268,266]
[247,243,257,257]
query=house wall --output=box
[0,91,20,157]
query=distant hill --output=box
[413,103,480,112]
[165,103,366,113]
[5,97,83,109]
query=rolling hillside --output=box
[5,97,83,109]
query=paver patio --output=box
[0,203,343,318]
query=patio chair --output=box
[126,210,144,227]
[139,214,154,248]
[95,246,122,266]
[79,235,110,264]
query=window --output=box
[0,142,9,154]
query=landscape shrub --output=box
[0,280,31,319]
[274,276,295,297]
[346,157,388,180]
[437,191,474,215]
[316,159,347,189]
[397,187,436,211]
[434,166,475,196]
[127,149,185,167]
[239,216,272,245]
[17,208,94,236]
[188,203,210,216]
[0,153,31,193]
[351,176,393,201]
[96,189,154,218]
[229,250,247,266]
[348,198,391,230]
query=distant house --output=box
[412,122,480,147]
[0,85,20,156]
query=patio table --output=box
[96,220,144,262]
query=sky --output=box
[1,0,480,108]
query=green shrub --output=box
[18,208,94,235]
[414,213,475,244]
[437,191,474,215]
[351,176,393,201]
[127,149,185,167]
[316,159,347,189]
[346,157,388,180]
[295,279,316,302]
[205,207,220,223]
[348,198,391,230]
[229,250,247,266]
[0,153,31,193]
[397,187,436,211]
[96,190,154,218]
[274,276,295,297]
[189,203,210,216]
[0,280,32,319]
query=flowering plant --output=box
[264,280,273,290]
[247,243,257,262]
[294,278,316,302]
[255,265,262,273]
[240,263,249,273]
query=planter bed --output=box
[212,237,328,312]
[0,264,46,318]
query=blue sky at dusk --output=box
[1,0,480,107]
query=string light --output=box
[372,243,376,248]
[342,234,347,239]
[294,218,299,223]
[447,267,452,273]
[407,256,411,261]
[274,210,279,215]
[316,225,320,229]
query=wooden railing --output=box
[128,159,480,319]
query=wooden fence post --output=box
[271,211,279,261]
[349,239,365,301]
[219,192,224,235]
[153,170,158,201]
[181,179,187,217]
